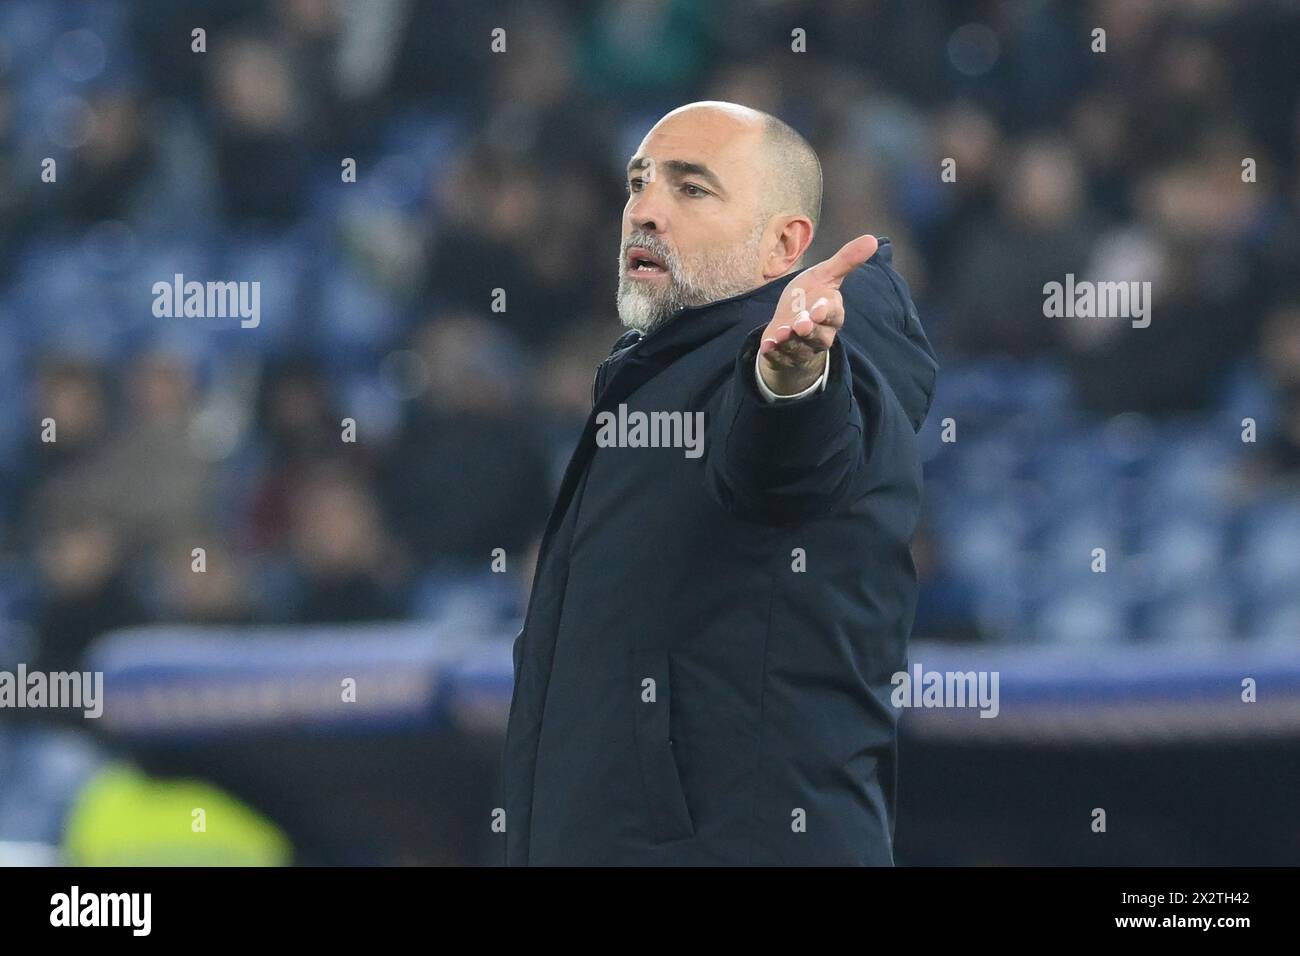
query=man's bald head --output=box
[656,101,822,233]
[755,111,823,234]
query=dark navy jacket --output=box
[500,239,937,865]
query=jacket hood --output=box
[836,238,938,434]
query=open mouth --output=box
[625,246,669,276]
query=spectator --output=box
[378,313,552,572]
[288,464,405,623]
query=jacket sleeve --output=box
[703,325,864,522]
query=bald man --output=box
[500,102,937,865]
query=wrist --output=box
[757,351,828,397]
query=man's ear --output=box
[762,214,814,279]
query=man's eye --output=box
[681,183,707,197]
[627,178,644,193]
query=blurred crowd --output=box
[0,0,1298,684]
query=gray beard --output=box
[616,224,765,336]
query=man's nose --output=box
[628,183,667,233]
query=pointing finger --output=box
[814,234,878,286]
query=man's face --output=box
[617,107,770,334]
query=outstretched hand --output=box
[757,234,878,395]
